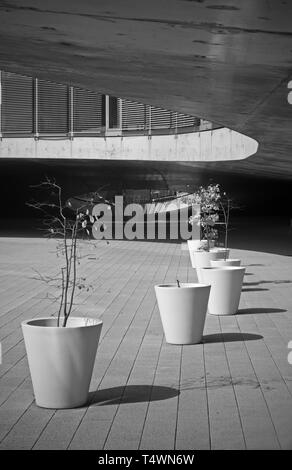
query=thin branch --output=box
[58,268,65,327]
[29,178,109,327]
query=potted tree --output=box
[210,192,240,266]
[22,179,105,409]
[154,280,210,344]
[186,202,202,256]
[186,184,222,280]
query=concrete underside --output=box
[0,0,292,179]
[0,234,292,449]
[0,127,258,162]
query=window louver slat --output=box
[150,106,172,129]
[121,99,145,130]
[175,113,200,128]
[1,72,33,134]
[73,88,104,132]
[38,80,69,133]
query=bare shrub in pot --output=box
[23,178,111,408]
[27,178,110,326]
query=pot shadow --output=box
[245,264,266,267]
[243,281,260,286]
[87,385,179,406]
[237,308,287,315]
[203,332,262,343]
[242,287,269,292]
[243,280,292,286]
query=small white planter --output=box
[154,283,210,344]
[188,240,216,267]
[201,267,245,315]
[187,240,202,267]
[187,239,202,251]
[22,316,103,409]
[210,259,241,267]
[210,248,230,260]
[200,240,215,250]
[192,251,221,281]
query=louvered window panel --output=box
[121,99,145,130]
[1,72,33,134]
[38,80,69,134]
[175,112,200,128]
[150,106,172,129]
[73,88,104,133]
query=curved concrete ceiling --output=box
[0,0,292,179]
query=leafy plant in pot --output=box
[200,192,245,315]
[22,178,108,409]
[186,184,222,278]
[210,192,241,267]
[154,279,211,345]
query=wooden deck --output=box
[0,237,292,450]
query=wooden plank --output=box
[238,292,292,449]
[103,307,164,450]
[203,314,245,449]
[218,315,280,449]
[138,246,183,450]
[175,343,210,449]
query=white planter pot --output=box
[187,240,215,266]
[210,259,241,267]
[210,248,230,260]
[187,240,202,267]
[154,283,210,344]
[187,240,202,251]
[201,267,245,315]
[22,316,103,409]
[201,240,215,249]
[192,251,221,281]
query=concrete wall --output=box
[0,127,258,162]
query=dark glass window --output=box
[109,96,119,128]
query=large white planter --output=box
[192,251,221,281]
[201,267,245,315]
[154,283,210,344]
[210,248,230,260]
[22,316,103,409]
[210,259,241,267]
